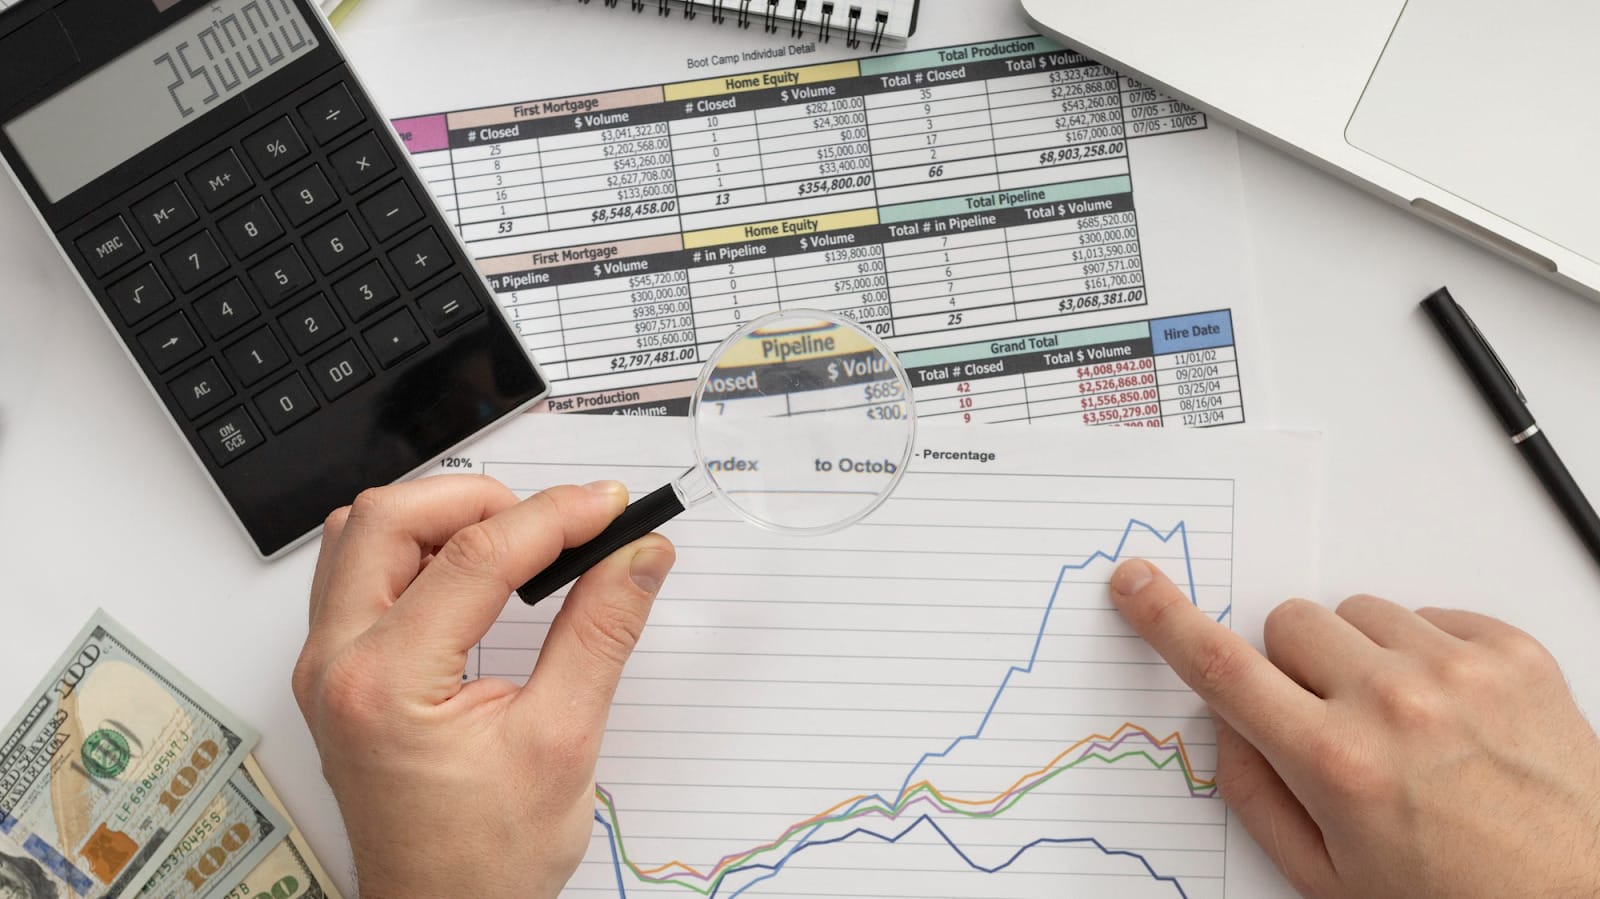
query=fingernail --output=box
[1110,559,1154,599]
[586,480,627,502]
[630,548,673,594]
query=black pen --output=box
[1421,286,1600,568]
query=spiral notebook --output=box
[577,0,921,51]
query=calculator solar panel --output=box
[0,0,547,558]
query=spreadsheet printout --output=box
[447,414,1318,898]
[340,0,1266,428]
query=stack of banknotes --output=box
[0,611,344,899]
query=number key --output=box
[280,294,343,354]
[192,279,259,339]
[310,341,373,402]
[255,374,318,434]
[224,327,289,387]
[248,246,313,307]
[219,198,284,258]
[332,261,397,321]
[307,214,369,274]
[274,166,337,227]
[162,231,228,292]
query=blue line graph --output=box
[890,519,1210,801]
[594,518,1220,899]
[722,813,1191,897]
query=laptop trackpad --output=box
[1346,0,1598,266]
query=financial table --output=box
[390,35,1225,420]
[904,309,1242,428]
[535,309,1243,429]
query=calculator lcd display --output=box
[3,0,319,202]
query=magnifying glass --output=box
[517,309,917,604]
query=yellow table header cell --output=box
[684,208,879,250]
[665,60,861,102]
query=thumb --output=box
[517,534,676,742]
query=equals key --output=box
[359,182,425,243]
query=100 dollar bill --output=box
[0,610,257,897]
[224,757,343,899]
[137,772,288,899]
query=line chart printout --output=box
[451,415,1317,898]
[341,0,1265,426]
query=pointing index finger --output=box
[1110,559,1322,757]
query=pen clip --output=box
[1456,301,1527,405]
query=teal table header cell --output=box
[880,176,1133,225]
[861,35,1068,77]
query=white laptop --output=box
[1022,0,1600,302]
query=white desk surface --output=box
[4,40,1600,899]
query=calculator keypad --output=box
[69,73,502,485]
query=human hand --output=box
[1109,559,1600,898]
[291,476,675,899]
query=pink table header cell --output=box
[390,114,450,154]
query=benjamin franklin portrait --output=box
[0,849,56,899]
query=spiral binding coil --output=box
[575,0,894,50]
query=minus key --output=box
[358,182,425,243]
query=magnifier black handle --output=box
[516,483,686,605]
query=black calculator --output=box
[0,0,547,558]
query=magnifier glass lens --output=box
[693,311,915,534]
